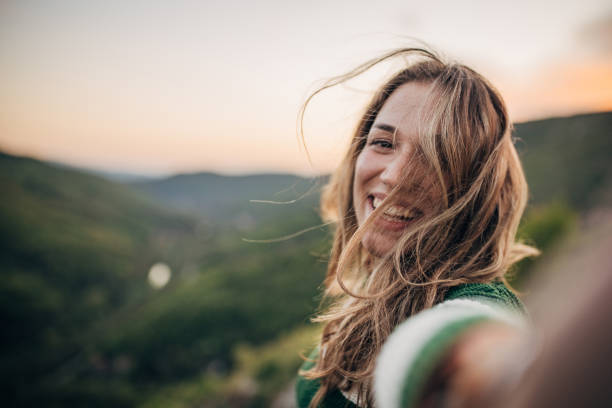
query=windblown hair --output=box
[300,48,539,407]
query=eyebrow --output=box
[372,123,397,133]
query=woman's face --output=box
[353,81,437,256]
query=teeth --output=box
[372,196,416,219]
[385,206,414,219]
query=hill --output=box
[515,111,612,210]
[0,152,327,407]
[130,172,326,235]
[131,112,612,220]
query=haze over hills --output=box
[130,172,325,230]
[0,111,610,407]
[130,111,612,217]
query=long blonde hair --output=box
[300,48,538,407]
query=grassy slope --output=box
[0,152,201,405]
[0,152,327,407]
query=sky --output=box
[1,0,611,176]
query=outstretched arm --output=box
[374,297,528,408]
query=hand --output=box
[418,322,524,408]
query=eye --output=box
[368,138,394,150]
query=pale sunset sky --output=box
[1,0,611,176]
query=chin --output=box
[362,231,396,258]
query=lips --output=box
[369,195,423,221]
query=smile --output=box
[369,196,423,222]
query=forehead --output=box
[372,81,433,134]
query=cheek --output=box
[354,152,371,196]
[352,153,367,223]
[353,150,379,221]
[354,150,379,190]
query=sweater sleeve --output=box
[374,296,526,408]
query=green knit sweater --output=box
[296,282,525,408]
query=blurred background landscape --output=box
[1,0,611,407]
[2,111,611,407]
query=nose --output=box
[379,153,408,188]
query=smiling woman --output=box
[353,81,439,256]
[296,48,539,408]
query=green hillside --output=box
[516,111,612,210]
[0,152,199,405]
[130,173,313,213]
[130,172,326,234]
[0,152,327,407]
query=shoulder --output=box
[375,281,527,408]
[296,348,359,408]
[444,281,526,314]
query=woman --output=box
[296,48,538,408]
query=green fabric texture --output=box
[295,281,523,407]
[296,348,358,408]
[445,281,525,314]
